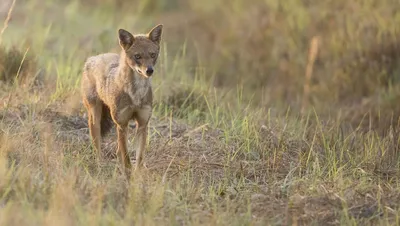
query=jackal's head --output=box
[118,24,163,78]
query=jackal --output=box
[81,24,163,175]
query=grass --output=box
[0,0,400,225]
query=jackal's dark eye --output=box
[150,53,156,58]
[134,54,141,60]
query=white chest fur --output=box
[125,77,151,107]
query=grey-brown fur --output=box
[81,25,163,176]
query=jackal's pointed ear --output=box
[118,29,134,50]
[148,24,163,44]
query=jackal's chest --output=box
[113,82,151,109]
[113,89,152,124]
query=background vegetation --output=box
[1,0,400,225]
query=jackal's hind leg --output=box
[87,102,102,158]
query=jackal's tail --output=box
[100,103,114,137]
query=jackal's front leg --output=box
[135,105,152,171]
[116,124,132,175]
[135,123,148,170]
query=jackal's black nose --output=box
[146,67,154,76]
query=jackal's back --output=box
[81,53,119,103]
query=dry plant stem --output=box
[0,0,16,46]
[14,47,29,83]
[302,36,320,114]
[1,0,17,111]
